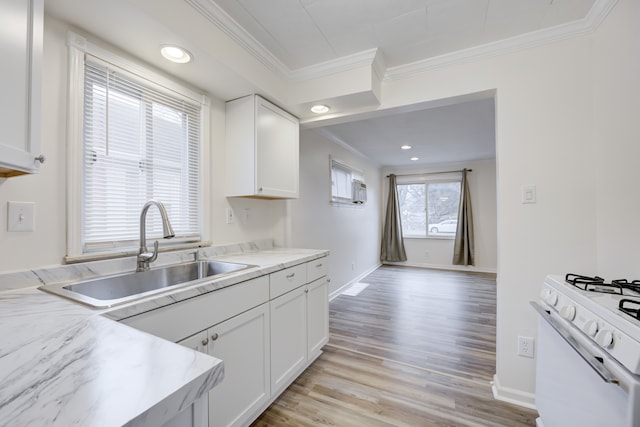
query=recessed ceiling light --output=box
[310,104,330,114]
[410,157,419,161]
[401,145,412,150]
[160,45,192,63]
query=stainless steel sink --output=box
[39,260,256,308]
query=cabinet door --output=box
[208,304,270,427]
[270,286,307,394]
[176,331,211,427]
[255,97,299,198]
[0,0,43,177]
[306,277,329,358]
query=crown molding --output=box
[185,0,618,85]
[385,0,618,81]
[183,0,289,76]
[314,128,377,164]
[289,48,382,82]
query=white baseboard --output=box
[329,263,381,301]
[383,261,497,274]
[491,374,537,410]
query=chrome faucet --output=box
[137,200,175,272]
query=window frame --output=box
[65,31,210,261]
[396,175,462,239]
[329,157,364,206]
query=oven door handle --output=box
[531,301,620,385]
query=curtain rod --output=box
[386,168,471,178]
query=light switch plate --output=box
[7,201,35,232]
[521,185,536,204]
[226,207,235,224]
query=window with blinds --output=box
[82,57,201,252]
[330,158,363,205]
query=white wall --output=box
[593,0,640,279]
[376,26,599,404]
[0,15,282,273]
[290,129,381,296]
[382,159,497,272]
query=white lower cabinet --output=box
[269,273,329,396]
[307,277,329,358]
[123,256,329,427]
[178,304,270,427]
[208,304,270,427]
[270,286,307,394]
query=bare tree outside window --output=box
[397,181,461,237]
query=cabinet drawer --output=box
[121,276,269,342]
[270,263,306,299]
[306,257,328,283]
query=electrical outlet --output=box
[518,336,535,358]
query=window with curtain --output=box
[67,41,206,259]
[397,179,461,238]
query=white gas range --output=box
[532,274,640,427]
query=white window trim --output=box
[396,173,462,240]
[329,157,364,206]
[65,31,210,261]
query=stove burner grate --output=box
[619,299,640,320]
[565,273,612,291]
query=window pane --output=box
[397,183,426,236]
[82,58,201,252]
[427,182,461,236]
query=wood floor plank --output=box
[252,266,538,426]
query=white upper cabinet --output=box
[0,0,43,177]
[225,95,299,199]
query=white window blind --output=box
[82,56,201,252]
[330,158,363,204]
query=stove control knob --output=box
[582,319,599,337]
[595,329,614,348]
[539,289,550,300]
[559,305,576,321]
[545,291,558,306]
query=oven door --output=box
[532,302,640,427]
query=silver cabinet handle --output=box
[531,301,619,384]
[34,155,45,164]
[201,338,209,346]
[286,273,295,279]
[305,288,309,294]
[211,333,219,341]
[316,263,323,268]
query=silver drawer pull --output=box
[316,263,323,268]
[34,155,45,164]
[211,333,219,341]
[286,273,295,279]
[201,338,209,346]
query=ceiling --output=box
[211,0,596,71]
[45,0,606,167]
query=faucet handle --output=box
[147,240,160,263]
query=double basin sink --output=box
[40,260,257,308]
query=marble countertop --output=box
[0,245,328,426]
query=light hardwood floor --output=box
[252,266,538,426]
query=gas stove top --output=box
[565,273,640,298]
[542,274,640,374]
